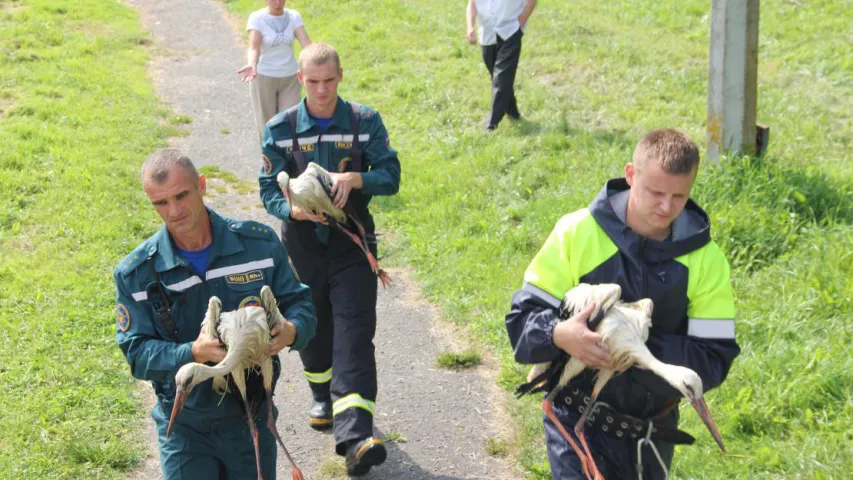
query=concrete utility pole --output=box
[706,0,760,165]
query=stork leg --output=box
[542,399,595,480]
[573,375,613,480]
[326,216,390,288]
[239,396,264,480]
[265,388,304,480]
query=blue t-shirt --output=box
[176,244,211,277]
[309,113,332,133]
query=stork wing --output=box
[560,283,621,331]
[276,171,290,195]
[306,163,335,197]
[203,296,223,341]
[260,285,284,330]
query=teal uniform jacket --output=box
[258,97,400,246]
[114,208,316,419]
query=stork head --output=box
[167,363,210,438]
[671,366,726,453]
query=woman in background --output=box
[238,0,312,139]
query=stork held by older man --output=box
[167,285,304,480]
[517,283,726,480]
[278,162,390,287]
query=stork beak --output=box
[166,389,188,439]
[691,397,726,453]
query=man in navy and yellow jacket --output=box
[506,129,740,479]
[259,43,400,476]
[115,149,316,479]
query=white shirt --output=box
[475,0,526,46]
[246,8,305,77]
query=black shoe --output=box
[507,112,522,121]
[308,398,332,431]
[345,437,387,476]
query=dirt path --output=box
[126,1,518,478]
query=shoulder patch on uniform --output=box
[359,107,375,119]
[230,220,276,239]
[287,255,301,282]
[117,303,131,332]
[262,154,273,175]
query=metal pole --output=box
[706,0,760,165]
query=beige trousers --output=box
[250,73,301,139]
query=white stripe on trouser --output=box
[332,394,375,417]
[687,318,736,339]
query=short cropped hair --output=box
[633,129,700,175]
[298,42,341,71]
[141,148,199,185]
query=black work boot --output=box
[345,437,386,476]
[308,384,333,431]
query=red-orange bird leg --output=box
[542,399,595,480]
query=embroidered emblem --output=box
[117,303,131,332]
[337,157,351,173]
[262,154,272,175]
[225,270,264,285]
[287,255,301,282]
[239,296,262,309]
[335,142,353,149]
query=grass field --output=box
[0,0,167,478]
[1,0,850,478]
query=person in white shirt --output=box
[239,0,312,139]
[466,0,537,131]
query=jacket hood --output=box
[588,178,711,263]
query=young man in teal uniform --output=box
[115,149,316,479]
[506,129,740,479]
[259,43,400,476]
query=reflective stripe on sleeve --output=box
[333,394,376,417]
[687,318,736,339]
[521,282,562,309]
[303,368,332,384]
[130,275,203,301]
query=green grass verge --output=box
[218,1,852,478]
[435,351,482,370]
[0,0,168,478]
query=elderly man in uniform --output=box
[466,0,538,131]
[506,129,740,479]
[259,43,400,476]
[114,149,316,480]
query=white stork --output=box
[278,163,389,287]
[167,286,303,480]
[520,283,725,480]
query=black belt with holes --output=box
[561,388,696,445]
